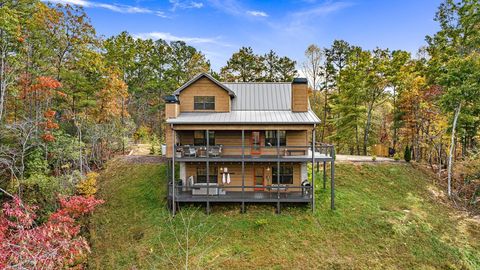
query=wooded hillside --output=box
[0,0,478,268]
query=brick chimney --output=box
[291,78,308,112]
[164,95,180,119]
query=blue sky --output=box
[47,0,442,71]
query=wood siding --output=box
[179,77,231,112]
[176,130,309,156]
[185,162,302,192]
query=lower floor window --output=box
[196,166,218,183]
[271,165,293,184]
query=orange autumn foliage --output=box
[40,109,60,142]
[94,71,129,123]
[44,109,56,118]
[20,76,65,100]
[41,134,55,142]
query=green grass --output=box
[89,159,480,269]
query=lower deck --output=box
[171,190,312,203]
[167,144,336,214]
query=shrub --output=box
[371,155,377,162]
[25,148,49,177]
[393,153,401,161]
[404,146,412,162]
[10,174,57,207]
[149,145,156,155]
[0,195,103,269]
[133,125,151,143]
[7,170,82,218]
[76,172,99,197]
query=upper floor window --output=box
[265,131,286,147]
[194,131,215,146]
[194,96,215,110]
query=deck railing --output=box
[173,144,335,160]
[168,182,314,202]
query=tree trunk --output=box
[392,87,398,150]
[438,143,442,178]
[321,89,328,142]
[355,123,360,155]
[0,40,7,122]
[447,103,462,197]
[363,105,373,155]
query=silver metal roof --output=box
[224,82,292,111]
[169,74,319,125]
[167,110,320,124]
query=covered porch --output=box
[168,126,335,215]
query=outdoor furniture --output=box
[197,146,207,157]
[183,145,196,157]
[285,149,307,156]
[191,183,223,195]
[267,184,289,198]
[208,145,222,157]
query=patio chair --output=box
[208,145,222,157]
[183,145,196,157]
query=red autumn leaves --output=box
[0,196,104,269]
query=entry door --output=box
[251,131,261,156]
[254,167,265,191]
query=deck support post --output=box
[206,129,210,215]
[241,129,245,213]
[331,158,335,210]
[276,130,281,214]
[172,128,176,216]
[323,161,326,189]
[311,128,315,212]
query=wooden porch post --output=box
[311,128,315,212]
[323,162,326,189]
[172,127,176,216]
[241,129,245,213]
[206,129,210,214]
[331,156,335,210]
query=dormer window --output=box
[194,96,215,110]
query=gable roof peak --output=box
[173,73,236,97]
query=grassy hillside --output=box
[88,158,480,269]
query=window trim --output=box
[272,165,293,184]
[193,131,215,146]
[196,166,218,183]
[265,130,286,147]
[194,96,215,110]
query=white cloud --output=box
[284,1,353,32]
[44,0,167,16]
[191,2,204,8]
[206,0,243,15]
[291,1,353,19]
[169,0,204,11]
[246,10,268,17]
[133,32,231,47]
[47,0,91,6]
